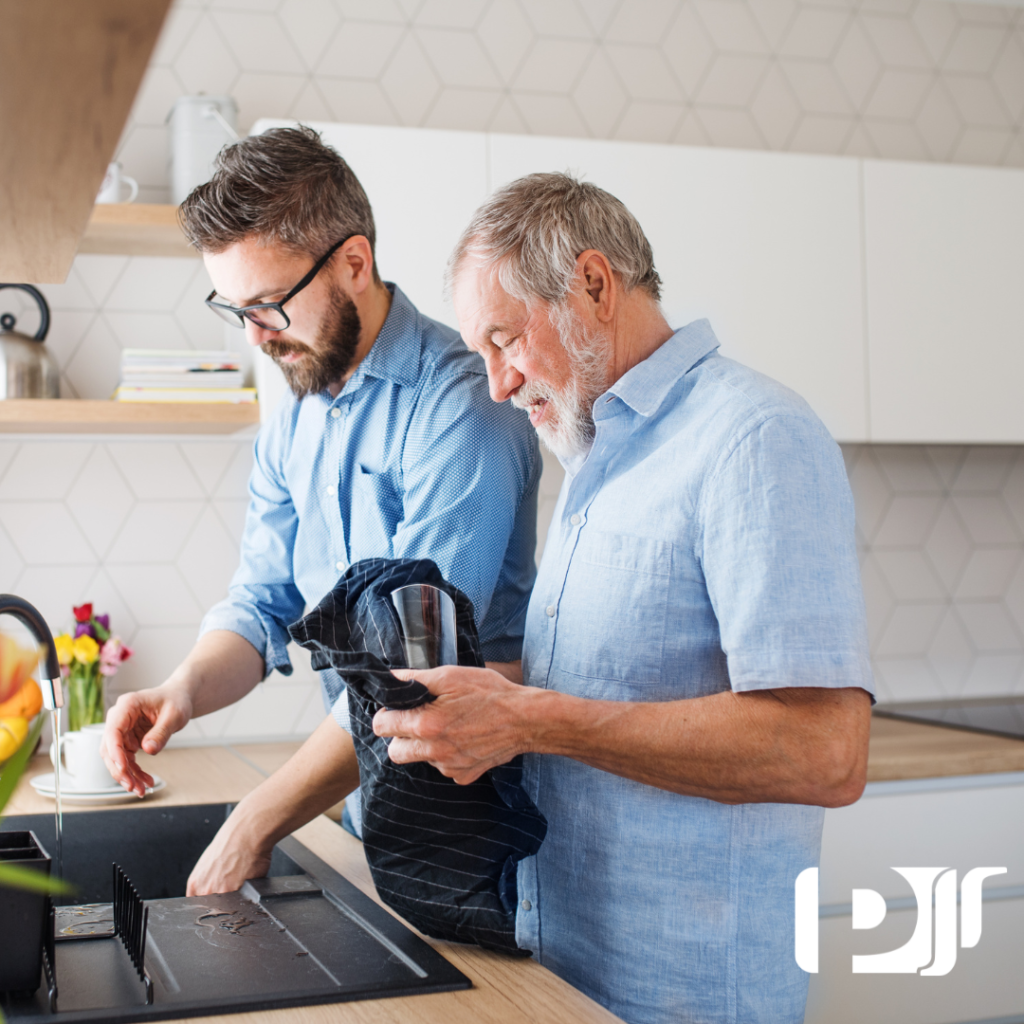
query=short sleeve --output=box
[699,414,874,698]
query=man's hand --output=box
[187,818,272,897]
[102,630,265,798]
[187,716,360,895]
[374,666,533,785]
[102,686,192,797]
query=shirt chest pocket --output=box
[349,466,403,561]
[555,529,671,690]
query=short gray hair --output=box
[447,172,662,306]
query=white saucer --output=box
[30,772,165,804]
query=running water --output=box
[50,706,63,884]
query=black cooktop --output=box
[875,696,1024,741]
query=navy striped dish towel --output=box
[288,557,547,955]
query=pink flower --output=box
[99,637,133,677]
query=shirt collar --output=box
[343,282,422,392]
[606,319,720,417]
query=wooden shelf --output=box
[0,399,259,434]
[79,204,196,259]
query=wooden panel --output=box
[488,134,869,441]
[864,159,1024,442]
[0,0,172,282]
[79,204,195,259]
[0,399,259,434]
[867,714,1024,782]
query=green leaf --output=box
[0,862,74,895]
[0,713,45,817]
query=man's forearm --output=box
[165,630,265,717]
[522,684,872,807]
[221,716,360,855]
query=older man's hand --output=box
[373,666,533,784]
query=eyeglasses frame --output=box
[204,234,355,331]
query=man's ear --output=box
[578,250,615,323]
[337,235,376,294]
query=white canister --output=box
[168,95,239,206]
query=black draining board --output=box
[1,810,470,1022]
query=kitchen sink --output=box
[0,804,470,1022]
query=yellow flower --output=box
[54,633,75,667]
[72,634,100,665]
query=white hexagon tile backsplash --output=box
[0,437,326,746]
[3,438,1024,741]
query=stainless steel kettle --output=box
[0,284,58,399]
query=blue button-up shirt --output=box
[518,320,873,1024]
[202,282,540,699]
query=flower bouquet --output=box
[54,604,132,733]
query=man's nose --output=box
[244,320,275,349]
[485,354,524,404]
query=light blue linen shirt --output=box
[518,320,873,1024]
[202,282,540,728]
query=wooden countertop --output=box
[867,713,1024,782]
[8,744,622,1024]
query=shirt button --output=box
[521,899,532,911]
[570,513,581,525]
[330,408,341,419]
[326,485,336,496]
[335,561,344,571]
[545,605,555,617]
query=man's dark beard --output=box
[261,286,362,398]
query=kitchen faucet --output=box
[0,593,64,712]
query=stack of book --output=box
[114,349,256,403]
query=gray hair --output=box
[447,171,662,306]
[178,126,379,281]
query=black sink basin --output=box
[0,804,470,1022]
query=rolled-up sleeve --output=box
[199,426,306,679]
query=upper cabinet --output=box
[256,119,1024,444]
[864,161,1024,444]
[0,0,171,283]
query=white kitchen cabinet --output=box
[864,160,1024,443]
[254,119,1024,444]
[489,135,868,442]
[807,774,1024,1023]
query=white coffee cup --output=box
[50,723,116,791]
[96,161,139,204]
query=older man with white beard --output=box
[374,172,875,1024]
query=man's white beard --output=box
[512,305,611,464]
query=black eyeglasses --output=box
[205,235,354,331]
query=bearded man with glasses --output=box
[101,127,540,896]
